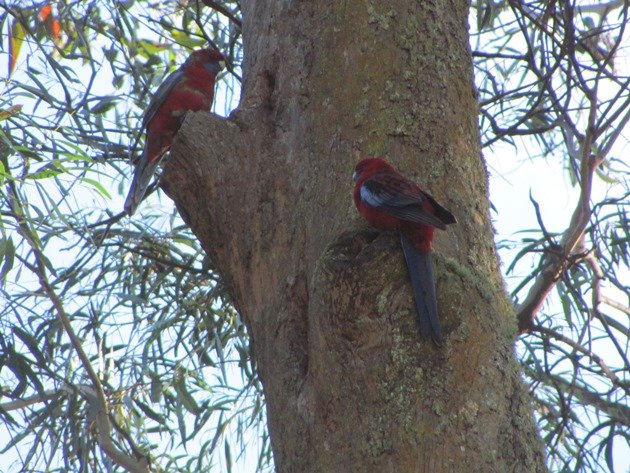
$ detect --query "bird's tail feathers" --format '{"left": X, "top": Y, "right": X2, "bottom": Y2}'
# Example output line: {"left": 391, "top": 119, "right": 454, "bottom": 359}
{"left": 124, "top": 155, "right": 160, "bottom": 216}
{"left": 400, "top": 234, "right": 443, "bottom": 345}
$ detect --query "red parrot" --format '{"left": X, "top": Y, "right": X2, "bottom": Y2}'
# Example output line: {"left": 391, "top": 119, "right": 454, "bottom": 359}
{"left": 353, "top": 157, "right": 456, "bottom": 344}
{"left": 124, "top": 47, "right": 225, "bottom": 215}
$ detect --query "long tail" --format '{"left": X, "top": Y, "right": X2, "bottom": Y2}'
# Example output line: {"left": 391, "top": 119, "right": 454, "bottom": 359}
{"left": 124, "top": 154, "right": 160, "bottom": 216}
{"left": 400, "top": 234, "right": 442, "bottom": 344}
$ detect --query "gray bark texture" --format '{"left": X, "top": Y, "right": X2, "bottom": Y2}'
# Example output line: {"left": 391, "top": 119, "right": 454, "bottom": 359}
{"left": 162, "top": 0, "right": 547, "bottom": 471}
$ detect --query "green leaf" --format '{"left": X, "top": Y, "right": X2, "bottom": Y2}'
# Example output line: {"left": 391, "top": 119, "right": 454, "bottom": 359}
{"left": 9, "top": 18, "right": 26, "bottom": 76}
{"left": 170, "top": 30, "right": 205, "bottom": 50}
{"left": 174, "top": 375, "right": 199, "bottom": 415}
{"left": 175, "top": 400, "right": 187, "bottom": 446}
{"left": 135, "top": 399, "right": 166, "bottom": 425}
{"left": 81, "top": 177, "right": 112, "bottom": 199}
{"left": 12, "top": 325, "right": 47, "bottom": 367}
{"left": 0, "top": 422, "right": 30, "bottom": 453}
{"left": 0, "top": 237, "right": 15, "bottom": 285}
{"left": 150, "top": 376, "right": 162, "bottom": 403}
{"left": 90, "top": 96, "right": 119, "bottom": 115}
{"left": 476, "top": 0, "right": 494, "bottom": 31}
{"left": 138, "top": 40, "right": 167, "bottom": 58}
{"left": 225, "top": 439, "right": 232, "bottom": 473}
{"left": 28, "top": 162, "right": 64, "bottom": 180}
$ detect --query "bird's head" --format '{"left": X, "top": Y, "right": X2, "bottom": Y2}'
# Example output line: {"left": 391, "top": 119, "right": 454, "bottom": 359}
{"left": 187, "top": 48, "right": 226, "bottom": 76}
{"left": 353, "top": 157, "right": 394, "bottom": 182}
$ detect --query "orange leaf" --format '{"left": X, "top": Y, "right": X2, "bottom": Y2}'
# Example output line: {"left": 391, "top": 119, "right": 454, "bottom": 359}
{"left": 39, "top": 4, "right": 61, "bottom": 40}
{"left": 0, "top": 105, "right": 23, "bottom": 121}
{"left": 39, "top": 4, "right": 52, "bottom": 20}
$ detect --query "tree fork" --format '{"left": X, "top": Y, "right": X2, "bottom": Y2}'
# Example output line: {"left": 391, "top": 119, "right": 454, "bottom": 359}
{"left": 162, "top": 0, "right": 546, "bottom": 471}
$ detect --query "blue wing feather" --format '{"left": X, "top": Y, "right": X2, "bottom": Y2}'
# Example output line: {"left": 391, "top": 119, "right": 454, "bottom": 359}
{"left": 361, "top": 178, "right": 449, "bottom": 229}
{"left": 142, "top": 68, "right": 185, "bottom": 129}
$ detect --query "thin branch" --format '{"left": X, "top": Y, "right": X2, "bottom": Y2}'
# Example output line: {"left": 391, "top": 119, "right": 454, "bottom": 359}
{"left": 517, "top": 85, "right": 604, "bottom": 332}
{"left": 582, "top": 244, "right": 603, "bottom": 320}
{"left": 577, "top": 0, "right": 626, "bottom": 16}
{"left": 0, "top": 389, "right": 67, "bottom": 412}
{"left": 200, "top": 0, "right": 242, "bottom": 28}
{"left": 524, "top": 365, "right": 630, "bottom": 425}
{"left": 601, "top": 295, "right": 630, "bottom": 316}
{"left": 530, "top": 326, "right": 628, "bottom": 393}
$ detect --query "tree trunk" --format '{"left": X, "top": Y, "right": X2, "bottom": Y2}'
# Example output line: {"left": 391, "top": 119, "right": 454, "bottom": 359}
{"left": 161, "top": 0, "right": 547, "bottom": 471}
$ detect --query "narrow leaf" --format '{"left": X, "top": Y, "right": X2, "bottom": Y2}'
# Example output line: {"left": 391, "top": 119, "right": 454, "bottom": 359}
{"left": 9, "top": 19, "right": 26, "bottom": 76}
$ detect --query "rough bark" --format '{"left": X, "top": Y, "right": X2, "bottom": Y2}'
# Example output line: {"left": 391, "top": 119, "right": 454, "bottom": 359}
{"left": 161, "top": 0, "right": 547, "bottom": 471}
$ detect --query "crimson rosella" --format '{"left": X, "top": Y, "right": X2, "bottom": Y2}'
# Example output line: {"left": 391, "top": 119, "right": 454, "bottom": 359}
{"left": 124, "top": 47, "right": 225, "bottom": 215}
{"left": 353, "top": 157, "right": 456, "bottom": 344}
